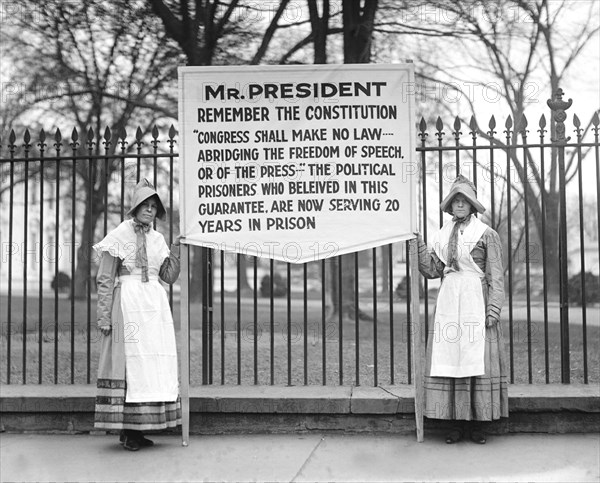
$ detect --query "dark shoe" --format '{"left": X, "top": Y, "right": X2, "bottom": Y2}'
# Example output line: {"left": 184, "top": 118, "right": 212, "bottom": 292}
{"left": 445, "top": 429, "right": 463, "bottom": 444}
{"left": 470, "top": 430, "right": 487, "bottom": 444}
{"left": 126, "top": 429, "right": 154, "bottom": 447}
{"left": 123, "top": 436, "right": 140, "bottom": 451}
{"left": 137, "top": 435, "right": 154, "bottom": 447}
{"left": 119, "top": 430, "right": 126, "bottom": 445}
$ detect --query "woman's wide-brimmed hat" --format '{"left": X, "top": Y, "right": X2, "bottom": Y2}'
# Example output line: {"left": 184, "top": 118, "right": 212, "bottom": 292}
{"left": 126, "top": 178, "right": 167, "bottom": 220}
{"left": 440, "top": 174, "right": 486, "bottom": 215}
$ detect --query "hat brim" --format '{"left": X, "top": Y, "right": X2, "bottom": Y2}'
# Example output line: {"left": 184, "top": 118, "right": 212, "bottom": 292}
{"left": 440, "top": 185, "right": 486, "bottom": 215}
{"left": 127, "top": 189, "right": 167, "bottom": 220}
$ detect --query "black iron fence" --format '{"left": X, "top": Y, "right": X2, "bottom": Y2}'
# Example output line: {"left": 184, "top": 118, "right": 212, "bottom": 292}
{"left": 1, "top": 97, "right": 599, "bottom": 386}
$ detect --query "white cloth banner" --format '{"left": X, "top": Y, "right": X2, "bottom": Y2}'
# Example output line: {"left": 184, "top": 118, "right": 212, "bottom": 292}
{"left": 178, "top": 64, "right": 417, "bottom": 263}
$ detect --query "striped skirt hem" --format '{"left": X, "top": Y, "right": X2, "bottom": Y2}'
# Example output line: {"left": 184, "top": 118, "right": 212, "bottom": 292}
{"left": 95, "top": 378, "right": 181, "bottom": 431}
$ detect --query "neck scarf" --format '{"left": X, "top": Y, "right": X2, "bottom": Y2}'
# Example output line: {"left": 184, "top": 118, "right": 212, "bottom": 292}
{"left": 133, "top": 220, "right": 150, "bottom": 282}
{"left": 446, "top": 214, "right": 472, "bottom": 271}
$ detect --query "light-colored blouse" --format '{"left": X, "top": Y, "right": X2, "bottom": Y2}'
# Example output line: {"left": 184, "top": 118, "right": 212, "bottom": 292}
{"left": 417, "top": 227, "right": 505, "bottom": 321}
{"left": 96, "top": 239, "right": 180, "bottom": 329}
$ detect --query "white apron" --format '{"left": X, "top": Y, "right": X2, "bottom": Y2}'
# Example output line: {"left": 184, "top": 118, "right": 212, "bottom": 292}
{"left": 94, "top": 220, "right": 178, "bottom": 403}
{"left": 119, "top": 274, "right": 179, "bottom": 403}
{"left": 430, "top": 217, "right": 488, "bottom": 377}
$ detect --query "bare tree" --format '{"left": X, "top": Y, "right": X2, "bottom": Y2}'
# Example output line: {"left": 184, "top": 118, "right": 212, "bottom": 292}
{"left": 374, "top": 0, "right": 599, "bottom": 295}
{"left": 325, "top": 0, "right": 380, "bottom": 322}
{"left": 1, "top": 0, "right": 185, "bottom": 298}
{"left": 147, "top": 0, "right": 296, "bottom": 295}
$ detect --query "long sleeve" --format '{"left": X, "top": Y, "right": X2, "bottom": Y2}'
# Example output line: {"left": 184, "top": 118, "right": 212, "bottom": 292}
{"left": 96, "top": 252, "right": 119, "bottom": 328}
{"left": 159, "top": 244, "right": 181, "bottom": 284}
{"left": 484, "top": 229, "right": 505, "bottom": 320}
{"left": 416, "top": 236, "right": 445, "bottom": 279}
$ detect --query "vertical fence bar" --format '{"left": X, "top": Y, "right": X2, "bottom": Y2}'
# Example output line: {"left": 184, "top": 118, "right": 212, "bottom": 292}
{"left": 86, "top": 129, "right": 95, "bottom": 384}
{"left": 70, "top": 131, "right": 78, "bottom": 384}
{"left": 488, "top": 117, "right": 497, "bottom": 228}
{"left": 151, "top": 126, "right": 159, "bottom": 188}
{"left": 220, "top": 251, "right": 225, "bottom": 384}
{"left": 151, "top": 129, "right": 159, "bottom": 231}
{"left": 119, "top": 129, "right": 126, "bottom": 222}
{"left": 436, "top": 118, "right": 445, "bottom": 228}
{"left": 208, "top": 249, "right": 214, "bottom": 384}
{"left": 388, "top": 244, "right": 395, "bottom": 385}
{"left": 303, "top": 263, "right": 308, "bottom": 386}
{"left": 102, "top": 128, "right": 110, "bottom": 237}
{"left": 287, "top": 262, "right": 292, "bottom": 386}
{"left": 321, "top": 259, "right": 327, "bottom": 385}
{"left": 406, "top": 241, "right": 412, "bottom": 384}
{"left": 504, "top": 117, "right": 514, "bottom": 383}
{"left": 338, "top": 256, "right": 343, "bottom": 385}
{"left": 269, "top": 259, "right": 275, "bottom": 385}
{"left": 592, "top": 112, "right": 600, "bottom": 385}
{"left": 253, "top": 256, "right": 258, "bottom": 385}
{"left": 573, "top": 116, "right": 588, "bottom": 383}
{"left": 135, "top": 128, "right": 142, "bottom": 182}
{"left": 6, "top": 131, "right": 16, "bottom": 384}
{"left": 354, "top": 252, "right": 360, "bottom": 386}
{"left": 201, "top": 247, "right": 209, "bottom": 384}
{"left": 54, "top": 130, "right": 62, "bottom": 384}
{"left": 168, "top": 127, "right": 176, "bottom": 307}
{"left": 22, "top": 131, "right": 30, "bottom": 383}
{"left": 453, "top": 117, "right": 461, "bottom": 175}
{"left": 548, "top": 89, "right": 571, "bottom": 383}
{"left": 236, "top": 255, "right": 241, "bottom": 384}
{"left": 538, "top": 116, "right": 550, "bottom": 383}
{"left": 520, "top": 117, "right": 533, "bottom": 384}
{"left": 38, "top": 131, "right": 47, "bottom": 384}
{"left": 470, "top": 117, "right": 478, "bottom": 187}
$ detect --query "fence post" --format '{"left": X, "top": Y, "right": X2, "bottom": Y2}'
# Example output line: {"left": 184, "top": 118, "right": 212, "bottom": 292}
{"left": 181, "top": 244, "right": 190, "bottom": 446}
{"left": 547, "top": 88, "right": 572, "bottom": 383}
{"left": 409, "top": 238, "right": 424, "bottom": 442}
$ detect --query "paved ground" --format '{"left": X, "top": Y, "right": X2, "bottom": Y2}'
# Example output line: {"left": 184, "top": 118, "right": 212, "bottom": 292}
{"left": 1, "top": 432, "right": 598, "bottom": 482}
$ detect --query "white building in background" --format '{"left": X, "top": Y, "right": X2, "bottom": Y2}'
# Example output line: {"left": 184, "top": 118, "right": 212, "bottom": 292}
{"left": 0, "top": 176, "right": 75, "bottom": 295}
{"left": 569, "top": 244, "right": 600, "bottom": 277}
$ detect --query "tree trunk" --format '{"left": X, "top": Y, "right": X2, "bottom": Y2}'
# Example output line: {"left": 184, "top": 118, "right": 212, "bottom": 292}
{"left": 73, "top": 189, "right": 102, "bottom": 299}
{"left": 342, "top": 0, "right": 378, "bottom": 64}
{"left": 308, "top": 0, "right": 329, "bottom": 64}
{"left": 328, "top": 0, "right": 379, "bottom": 321}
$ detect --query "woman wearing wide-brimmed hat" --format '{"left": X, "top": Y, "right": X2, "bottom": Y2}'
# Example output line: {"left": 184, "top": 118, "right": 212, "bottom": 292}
{"left": 415, "top": 174, "right": 508, "bottom": 444}
{"left": 93, "top": 178, "right": 182, "bottom": 451}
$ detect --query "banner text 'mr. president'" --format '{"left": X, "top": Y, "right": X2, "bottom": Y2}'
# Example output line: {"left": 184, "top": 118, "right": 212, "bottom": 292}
{"left": 204, "top": 81, "right": 388, "bottom": 101}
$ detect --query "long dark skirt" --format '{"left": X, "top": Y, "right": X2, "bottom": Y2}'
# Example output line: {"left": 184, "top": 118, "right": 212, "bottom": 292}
{"left": 424, "top": 316, "right": 509, "bottom": 421}
{"left": 94, "top": 286, "right": 181, "bottom": 431}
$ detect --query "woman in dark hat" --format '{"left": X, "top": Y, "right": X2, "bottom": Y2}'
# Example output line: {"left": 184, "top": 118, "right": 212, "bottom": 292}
{"left": 93, "top": 178, "right": 182, "bottom": 451}
{"left": 415, "top": 174, "right": 507, "bottom": 444}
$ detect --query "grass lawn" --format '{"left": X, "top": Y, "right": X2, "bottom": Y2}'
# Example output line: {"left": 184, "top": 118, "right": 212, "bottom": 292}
{"left": 1, "top": 294, "right": 598, "bottom": 386}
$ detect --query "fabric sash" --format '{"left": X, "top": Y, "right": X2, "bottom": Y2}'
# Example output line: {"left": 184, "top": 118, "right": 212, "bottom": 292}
{"left": 446, "top": 214, "right": 472, "bottom": 271}
{"left": 134, "top": 221, "right": 150, "bottom": 283}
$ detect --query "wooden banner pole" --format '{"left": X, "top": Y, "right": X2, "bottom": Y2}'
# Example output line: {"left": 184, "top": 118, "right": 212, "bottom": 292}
{"left": 180, "top": 243, "right": 190, "bottom": 446}
{"left": 410, "top": 238, "right": 425, "bottom": 442}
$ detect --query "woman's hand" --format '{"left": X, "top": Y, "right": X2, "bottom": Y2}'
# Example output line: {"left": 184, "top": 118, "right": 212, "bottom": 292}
{"left": 485, "top": 316, "right": 498, "bottom": 328}
{"left": 99, "top": 325, "right": 112, "bottom": 336}
{"left": 173, "top": 235, "right": 184, "bottom": 247}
